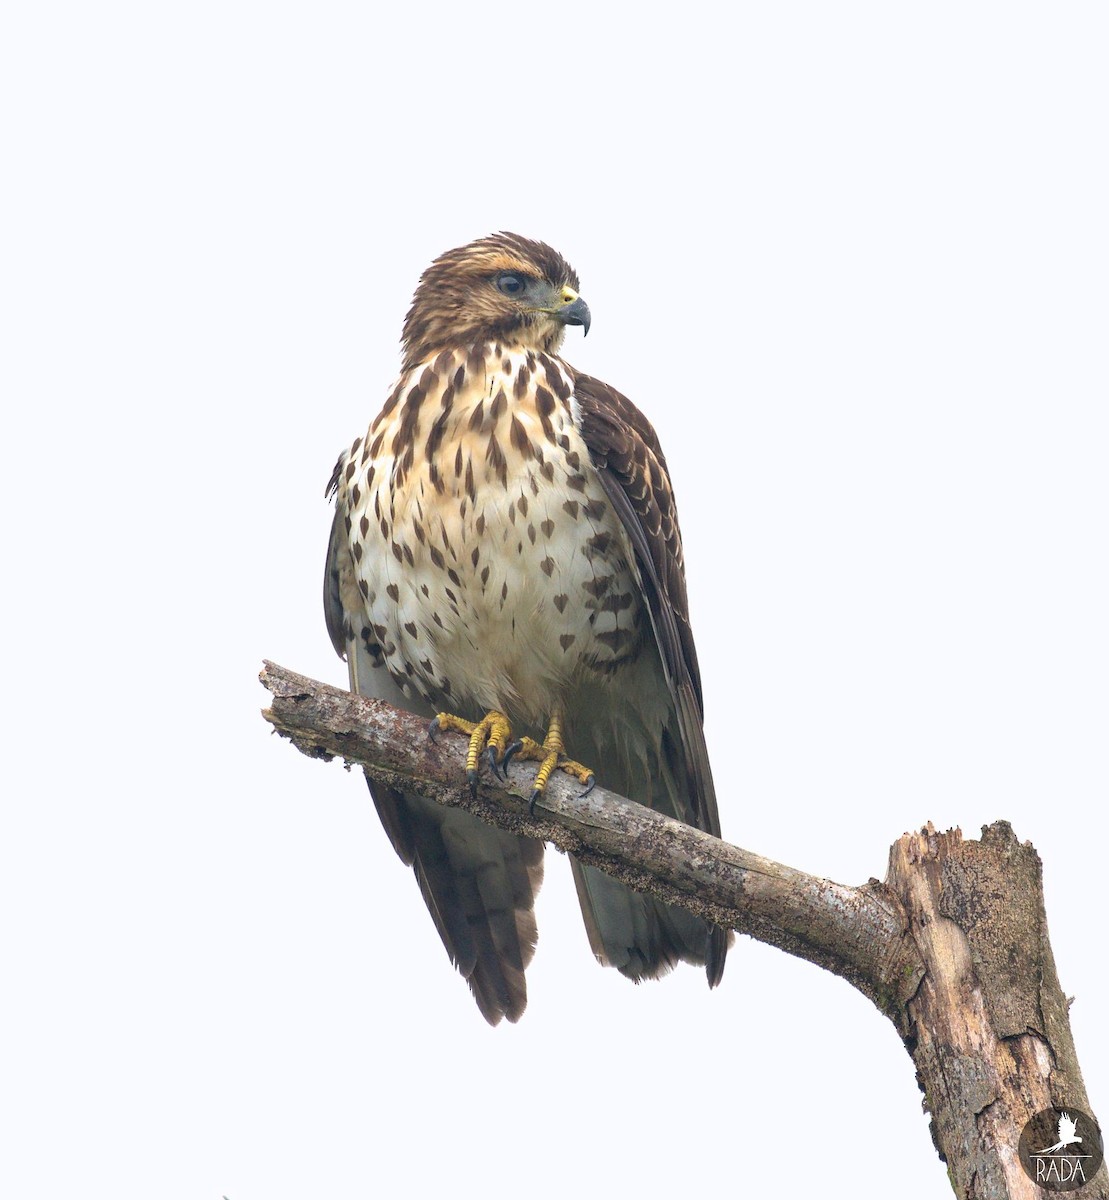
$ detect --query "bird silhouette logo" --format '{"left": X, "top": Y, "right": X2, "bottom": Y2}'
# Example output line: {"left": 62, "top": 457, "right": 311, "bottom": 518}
{"left": 1019, "top": 1107, "right": 1104, "bottom": 1191}
{"left": 1037, "top": 1113, "right": 1082, "bottom": 1155}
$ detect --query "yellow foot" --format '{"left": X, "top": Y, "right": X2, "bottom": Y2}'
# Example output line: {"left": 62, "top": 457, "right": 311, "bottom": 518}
{"left": 502, "top": 715, "right": 596, "bottom": 813}
{"left": 429, "top": 709, "right": 514, "bottom": 795}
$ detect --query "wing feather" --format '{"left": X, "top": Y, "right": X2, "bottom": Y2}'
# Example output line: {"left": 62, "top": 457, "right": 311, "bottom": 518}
{"left": 574, "top": 374, "right": 729, "bottom": 985}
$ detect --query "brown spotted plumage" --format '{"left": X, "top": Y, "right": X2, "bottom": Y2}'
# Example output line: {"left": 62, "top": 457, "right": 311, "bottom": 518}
{"left": 324, "top": 233, "right": 728, "bottom": 1023}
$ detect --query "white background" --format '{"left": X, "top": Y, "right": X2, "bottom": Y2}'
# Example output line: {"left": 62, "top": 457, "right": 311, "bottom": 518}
{"left": 3, "top": 3, "right": 1106, "bottom": 1197}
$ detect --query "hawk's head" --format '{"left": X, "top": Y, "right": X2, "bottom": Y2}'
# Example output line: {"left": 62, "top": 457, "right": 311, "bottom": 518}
{"left": 401, "top": 232, "right": 590, "bottom": 368}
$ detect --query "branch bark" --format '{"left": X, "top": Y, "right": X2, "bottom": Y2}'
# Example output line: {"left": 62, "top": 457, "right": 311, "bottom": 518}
{"left": 260, "top": 660, "right": 1104, "bottom": 1199}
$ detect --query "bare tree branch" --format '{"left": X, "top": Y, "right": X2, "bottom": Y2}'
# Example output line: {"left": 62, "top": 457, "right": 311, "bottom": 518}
{"left": 260, "top": 660, "right": 1105, "bottom": 1199}
{"left": 260, "top": 660, "right": 920, "bottom": 1016}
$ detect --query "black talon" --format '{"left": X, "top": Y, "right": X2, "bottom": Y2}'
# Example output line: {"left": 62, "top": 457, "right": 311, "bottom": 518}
{"left": 485, "top": 745, "right": 504, "bottom": 780}
{"left": 427, "top": 717, "right": 441, "bottom": 742}
{"left": 528, "top": 788, "right": 541, "bottom": 816}
{"left": 501, "top": 739, "right": 524, "bottom": 774}
{"left": 578, "top": 774, "right": 596, "bottom": 799}
{"left": 467, "top": 769, "right": 479, "bottom": 798}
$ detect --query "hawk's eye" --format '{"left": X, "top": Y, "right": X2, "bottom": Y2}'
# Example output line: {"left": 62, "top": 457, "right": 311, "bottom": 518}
{"left": 495, "top": 272, "right": 526, "bottom": 297}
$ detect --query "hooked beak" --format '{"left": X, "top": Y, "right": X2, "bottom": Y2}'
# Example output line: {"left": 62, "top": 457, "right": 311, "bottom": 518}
{"left": 554, "top": 286, "right": 591, "bottom": 336}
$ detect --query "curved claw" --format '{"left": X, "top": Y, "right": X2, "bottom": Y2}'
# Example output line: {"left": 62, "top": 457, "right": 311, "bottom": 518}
{"left": 578, "top": 774, "right": 596, "bottom": 798}
{"left": 528, "top": 788, "right": 542, "bottom": 817}
{"left": 485, "top": 745, "right": 504, "bottom": 780}
{"left": 427, "top": 717, "right": 441, "bottom": 742}
{"left": 467, "top": 768, "right": 479, "bottom": 798}
{"left": 501, "top": 739, "right": 524, "bottom": 774}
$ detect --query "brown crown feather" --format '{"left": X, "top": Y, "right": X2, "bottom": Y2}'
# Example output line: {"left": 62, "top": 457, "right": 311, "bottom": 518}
{"left": 401, "top": 232, "right": 581, "bottom": 369}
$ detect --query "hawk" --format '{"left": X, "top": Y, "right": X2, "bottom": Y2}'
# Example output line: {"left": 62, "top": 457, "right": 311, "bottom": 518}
{"left": 325, "top": 233, "right": 728, "bottom": 1023}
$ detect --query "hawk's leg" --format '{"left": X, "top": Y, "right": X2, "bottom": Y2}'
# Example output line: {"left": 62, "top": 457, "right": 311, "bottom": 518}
{"left": 429, "top": 710, "right": 515, "bottom": 795}
{"left": 503, "top": 714, "right": 596, "bottom": 814}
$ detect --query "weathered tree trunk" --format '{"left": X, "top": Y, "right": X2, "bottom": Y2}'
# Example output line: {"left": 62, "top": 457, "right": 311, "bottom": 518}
{"left": 886, "top": 826, "right": 1102, "bottom": 1197}
{"left": 260, "top": 661, "right": 1105, "bottom": 1198}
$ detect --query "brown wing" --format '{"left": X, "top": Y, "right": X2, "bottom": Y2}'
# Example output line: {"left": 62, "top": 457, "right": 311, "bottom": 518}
{"left": 574, "top": 373, "right": 728, "bottom": 984}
